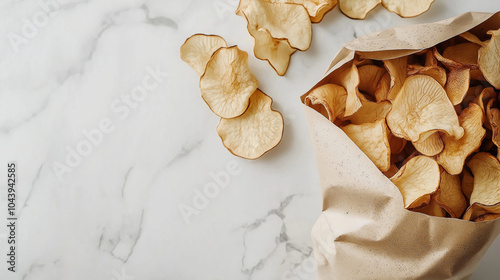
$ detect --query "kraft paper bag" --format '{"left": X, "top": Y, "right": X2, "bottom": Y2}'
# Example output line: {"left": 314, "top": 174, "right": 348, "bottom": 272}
{"left": 303, "top": 12, "right": 500, "bottom": 280}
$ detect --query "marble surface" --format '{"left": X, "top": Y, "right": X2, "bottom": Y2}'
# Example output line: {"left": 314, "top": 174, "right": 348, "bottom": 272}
{"left": 0, "top": 0, "right": 499, "bottom": 279}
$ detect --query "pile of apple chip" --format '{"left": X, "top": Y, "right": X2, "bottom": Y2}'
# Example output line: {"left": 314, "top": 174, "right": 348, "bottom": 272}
{"left": 304, "top": 28, "right": 500, "bottom": 222}
{"left": 181, "top": 34, "right": 284, "bottom": 159}
{"left": 236, "top": 0, "right": 435, "bottom": 76}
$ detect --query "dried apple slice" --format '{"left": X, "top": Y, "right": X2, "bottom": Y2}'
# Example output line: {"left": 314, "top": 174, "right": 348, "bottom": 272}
{"left": 217, "top": 89, "right": 283, "bottom": 159}
{"left": 341, "top": 119, "right": 391, "bottom": 172}
{"left": 474, "top": 213, "right": 500, "bottom": 222}
{"left": 464, "top": 203, "right": 500, "bottom": 221}
{"left": 200, "top": 46, "right": 258, "bottom": 118}
{"left": 381, "top": 0, "right": 434, "bottom": 18}
{"left": 472, "top": 87, "right": 496, "bottom": 113}
{"left": 478, "top": 28, "right": 500, "bottom": 89}
{"left": 331, "top": 63, "right": 362, "bottom": 116}
{"left": 435, "top": 170, "right": 467, "bottom": 218}
{"left": 386, "top": 75, "right": 464, "bottom": 143}
{"left": 300, "top": 0, "right": 338, "bottom": 23}
{"left": 344, "top": 96, "right": 391, "bottom": 125}
{"left": 245, "top": 22, "right": 296, "bottom": 76}
{"left": 338, "top": 0, "right": 381, "bottom": 20}
{"left": 487, "top": 104, "right": 500, "bottom": 148}
{"left": 358, "top": 65, "right": 387, "bottom": 97}
{"left": 389, "top": 135, "right": 407, "bottom": 155}
{"left": 180, "top": 34, "right": 228, "bottom": 76}
{"left": 436, "top": 103, "right": 486, "bottom": 175}
{"left": 462, "top": 169, "right": 474, "bottom": 201}
{"left": 374, "top": 72, "right": 391, "bottom": 102}
{"left": 384, "top": 56, "right": 408, "bottom": 100}
{"left": 463, "top": 153, "right": 500, "bottom": 220}
{"left": 407, "top": 65, "right": 447, "bottom": 87}
{"left": 412, "top": 132, "right": 443, "bottom": 156}
{"left": 443, "top": 43, "right": 481, "bottom": 65}
{"left": 242, "top": 0, "right": 312, "bottom": 51}
{"left": 412, "top": 196, "right": 447, "bottom": 218}
{"left": 459, "top": 32, "right": 486, "bottom": 47}
{"left": 305, "top": 84, "right": 347, "bottom": 122}
{"left": 390, "top": 156, "right": 440, "bottom": 209}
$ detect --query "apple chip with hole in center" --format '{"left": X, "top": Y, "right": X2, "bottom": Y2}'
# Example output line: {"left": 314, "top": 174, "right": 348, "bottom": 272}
{"left": 217, "top": 89, "right": 284, "bottom": 159}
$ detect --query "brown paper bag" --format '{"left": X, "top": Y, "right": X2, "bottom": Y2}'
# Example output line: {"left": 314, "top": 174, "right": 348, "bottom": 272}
{"left": 303, "top": 12, "right": 500, "bottom": 280}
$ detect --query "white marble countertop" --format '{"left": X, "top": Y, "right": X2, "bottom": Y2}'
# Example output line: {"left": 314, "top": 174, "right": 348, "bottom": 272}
{"left": 0, "top": 0, "right": 499, "bottom": 279}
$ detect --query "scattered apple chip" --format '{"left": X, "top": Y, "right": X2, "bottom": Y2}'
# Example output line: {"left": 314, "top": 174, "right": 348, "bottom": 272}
{"left": 436, "top": 103, "right": 486, "bottom": 175}
{"left": 412, "top": 132, "right": 443, "bottom": 156}
{"left": 331, "top": 63, "right": 362, "bottom": 116}
{"left": 338, "top": 0, "right": 381, "bottom": 20}
{"left": 387, "top": 75, "right": 464, "bottom": 143}
{"left": 217, "top": 89, "right": 284, "bottom": 159}
{"left": 384, "top": 56, "right": 408, "bottom": 100}
{"left": 435, "top": 170, "right": 467, "bottom": 218}
{"left": 180, "top": 34, "right": 228, "bottom": 76}
{"left": 245, "top": 22, "right": 296, "bottom": 76}
{"left": 381, "top": 0, "right": 435, "bottom": 18}
{"left": 341, "top": 119, "right": 391, "bottom": 172}
{"left": 200, "top": 46, "right": 258, "bottom": 118}
{"left": 305, "top": 84, "right": 347, "bottom": 122}
{"left": 478, "top": 28, "right": 500, "bottom": 89}
{"left": 242, "top": 0, "right": 312, "bottom": 51}
{"left": 390, "top": 156, "right": 440, "bottom": 209}
{"left": 300, "top": 0, "right": 338, "bottom": 23}
{"left": 407, "top": 65, "right": 447, "bottom": 87}
{"left": 344, "top": 96, "right": 391, "bottom": 125}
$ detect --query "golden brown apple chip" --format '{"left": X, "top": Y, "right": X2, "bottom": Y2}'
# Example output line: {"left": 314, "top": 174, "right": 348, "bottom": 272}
{"left": 412, "top": 196, "right": 447, "bottom": 218}
{"left": 436, "top": 103, "right": 486, "bottom": 175}
{"left": 374, "top": 72, "right": 391, "bottom": 102}
{"left": 390, "top": 156, "right": 440, "bottom": 209}
{"left": 217, "top": 89, "right": 284, "bottom": 159}
{"left": 464, "top": 202, "right": 500, "bottom": 221}
{"left": 461, "top": 169, "right": 474, "bottom": 201}
{"left": 180, "top": 34, "right": 228, "bottom": 76}
{"left": 358, "top": 65, "right": 387, "bottom": 97}
{"left": 407, "top": 65, "right": 447, "bottom": 87}
{"left": 344, "top": 96, "right": 392, "bottom": 125}
{"left": 331, "top": 63, "right": 363, "bottom": 116}
{"left": 478, "top": 28, "right": 500, "bottom": 89}
{"left": 381, "top": 0, "right": 434, "bottom": 18}
{"left": 412, "top": 132, "right": 443, "bottom": 157}
{"left": 467, "top": 152, "right": 500, "bottom": 206}
{"left": 474, "top": 213, "right": 500, "bottom": 222}
{"left": 384, "top": 56, "right": 408, "bottom": 100}
{"left": 459, "top": 32, "right": 487, "bottom": 47}
{"left": 341, "top": 119, "right": 391, "bottom": 172}
{"left": 435, "top": 170, "right": 467, "bottom": 218}
{"left": 200, "top": 47, "right": 258, "bottom": 118}
{"left": 387, "top": 75, "right": 464, "bottom": 143}
{"left": 305, "top": 84, "right": 347, "bottom": 122}
{"left": 443, "top": 43, "right": 481, "bottom": 65}
{"left": 338, "top": 0, "right": 381, "bottom": 19}
{"left": 389, "top": 135, "right": 407, "bottom": 155}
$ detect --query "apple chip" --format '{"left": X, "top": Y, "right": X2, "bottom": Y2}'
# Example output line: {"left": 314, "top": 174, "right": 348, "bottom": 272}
{"left": 389, "top": 135, "right": 407, "bottom": 155}
{"left": 407, "top": 65, "right": 447, "bottom": 87}
{"left": 488, "top": 105, "right": 500, "bottom": 148}
{"left": 344, "top": 96, "right": 391, "bottom": 125}
{"left": 435, "top": 170, "right": 467, "bottom": 218}
{"left": 390, "top": 156, "right": 440, "bottom": 209}
{"left": 462, "top": 169, "right": 474, "bottom": 201}
{"left": 217, "top": 89, "right": 283, "bottom": 159}
{"left": 331, "top": 63, "right": 362, "bottom": 116}
{"left": 443, "top": 43, "right": 481, "bottom": 65}
{"left": 436, "top": 103, "right": 486, "bottom": 175}
{"left": 464, "top": 202, "right": 500, "bottom": 221}
{"left": 381, "top": 0, "right": 434, "bottom": 18}
{"left": 478, "top": 28, "right": 500, "bottom": 89}
{"left": 474, "top": 213, "right": 500, "bottom": 222}
{"left": 384, "top": 56, "right": 408, "bottom": 100}
{"left": 341, "top": 119, "right": 391, "bottom": 172}
{"left": 467, "top": 153, "right": 500, "bottom": 206}
{"left": 358, "top": 65, "right": 387, "bottom": 97}
{"left": 245, "top": 23, "right": 296, "bottom": 76}
{"left": 413, "top": 197, "right": 447, "bottom": 218}
{"left": 300, "top": 0, "right": 338, "bottom": 23}
{"left": 305, "top": 84, "right": 347, "bottom": 122}
{"left": 459, "top": 32, "right": 486, "bottom": 47}
{"left": 425, "top": 49, "right": 438, "bottom": 67}
{"left": 338, "top": 0, "right": 381, "bottom": 20}
{"left": 200, "top": 46, "right": 258, "bottom": 118}
{"left": 242, "top": 0, "right": 312, "bottom": 51}
{"left": 180, "top": 34, "right": 228, "bottom": 76}
{"left": 472, "top": 87, "right": 496, "bottom": 113}
{"left": 413, "top": 132, "right": 443, "bottom": 156}
{"left": 386, "top": 75, "right": 464, "bottom": 143}
{"left": 374, "top": 72, "right": 391, "bottom": 102}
